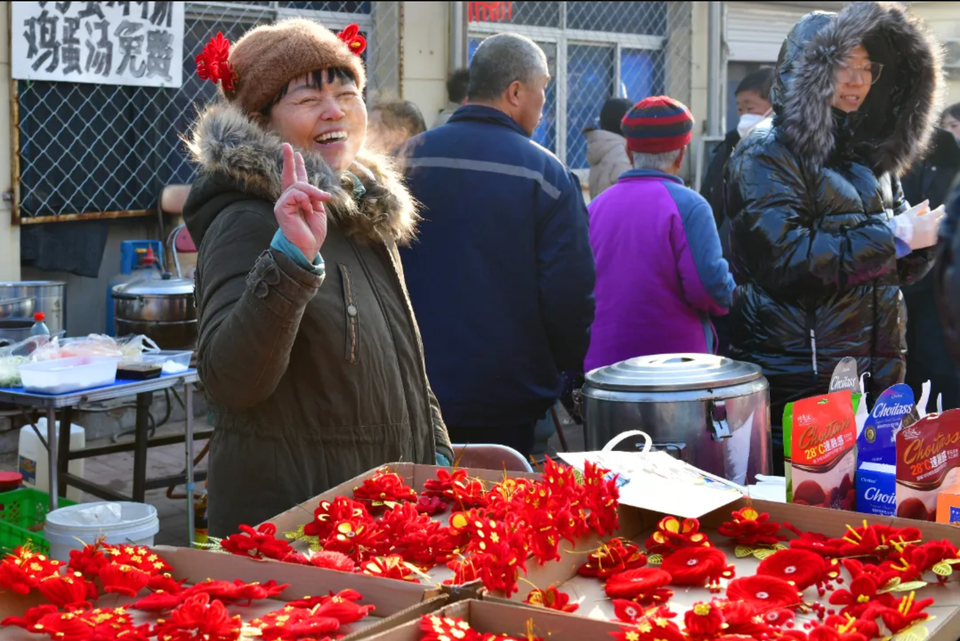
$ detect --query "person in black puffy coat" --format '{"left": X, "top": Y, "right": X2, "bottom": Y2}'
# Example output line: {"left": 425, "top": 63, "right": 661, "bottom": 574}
{"left": 726, "top": 2, "right": 944, "bottom": 473}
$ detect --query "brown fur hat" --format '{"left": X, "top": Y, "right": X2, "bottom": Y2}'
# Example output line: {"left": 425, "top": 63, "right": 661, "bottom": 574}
{"left": 224, "top": 18, "right": 366, "bottom": 115}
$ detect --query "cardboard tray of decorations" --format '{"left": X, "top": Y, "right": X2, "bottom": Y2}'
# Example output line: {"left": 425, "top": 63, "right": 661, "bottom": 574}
{"left": 260, "top": 462, "right": 614, "bottom": 593}
{"left": 476, "top": 446, "right": 960, "bottom": 641}
{"left": 0, "top": 542, "right": 446, "bottom": 641}
{"left": 363, "top": 598, "right": 627, "bottom": 641}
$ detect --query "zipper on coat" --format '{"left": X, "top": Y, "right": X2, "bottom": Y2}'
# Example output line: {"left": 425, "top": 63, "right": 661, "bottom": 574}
{"left": 339, "top": 264, "right": 359, "bottom": 364}
{"left": 807, "top": 308, "right": 818, "bottom": 382}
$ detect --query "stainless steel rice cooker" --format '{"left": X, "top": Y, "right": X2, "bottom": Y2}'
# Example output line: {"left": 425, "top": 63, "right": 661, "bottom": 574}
{"left": 580, "top": 354, "right": 771, "bottom": 485}
{"left": 112, "top": 274, "right": 197, "bottom": 350}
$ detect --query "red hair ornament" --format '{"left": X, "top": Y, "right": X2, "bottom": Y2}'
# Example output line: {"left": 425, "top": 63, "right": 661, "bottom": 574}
{"left": 337, "top": 24, "right": 367, "bottom": 56}
{"left": 659, "top": 546, "right": 733, "bottom": 591}
{"left": 719, "top": 507, "right": 787, "bottom": 553}
{"left": 757, "top": 548, "right": 841, "bottom": 595}
{"left": 154, "top": 593, "right": 243, "bottom": 641}
{"left": 524, "top": 587, "right": 579, "bottom": 613}
{"left": 578, "top": 538, "right": 647, "bottom": 579}
{"left": 36, "top": 573, "right": 96, "bottom": 610}
{"left": 725, "top": 575, "right": 803, "bottom": 611}
{"left": 645, "top": 516, "right": 711, "bottom": 559}
{"left": 195, "top": 32, "right": 236, "bottom": 92}
{"left": 604, "top": 568, "right": 674, "bottom": 604}
{"left": 353, "top": 468, "right": 418, "bottom": 508}
{"left": 683, "top": 601, "right": 726, "bottom": 638}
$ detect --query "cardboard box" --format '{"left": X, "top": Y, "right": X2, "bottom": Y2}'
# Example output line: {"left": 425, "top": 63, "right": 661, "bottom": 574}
{"left": 361, "top": 599, "right": 626, "bottom": 641}
{"left": 937, "top": 483, "right": 960, "bottom": 525}
{"left": 857, "top": 461, "right": 897, "bottom": 516}
{"left": 264, "top": 463, "right": 607, "bottom": 591}
{"left": 481, "top": 498, "right": 960, "bottom": 641}
{"left": 0, "top": 545, "right": 446, "bottom": 641}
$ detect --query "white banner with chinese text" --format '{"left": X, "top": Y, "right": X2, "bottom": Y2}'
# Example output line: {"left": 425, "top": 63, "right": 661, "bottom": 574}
{"left": 12, "top": 1, "right": 185, "bottom": 88}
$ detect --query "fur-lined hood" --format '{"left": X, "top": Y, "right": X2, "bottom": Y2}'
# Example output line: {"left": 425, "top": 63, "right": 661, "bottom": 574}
{"left": 183, "top": 102, "right": 418, "bottom": 246}
{"left": 773, "top": 1, "right": 943, "bottom": 175}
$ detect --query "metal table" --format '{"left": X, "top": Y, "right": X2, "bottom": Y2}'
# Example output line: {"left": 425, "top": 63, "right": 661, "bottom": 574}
{"left": 0, "top": 371, "right": 207, "bottom": 545}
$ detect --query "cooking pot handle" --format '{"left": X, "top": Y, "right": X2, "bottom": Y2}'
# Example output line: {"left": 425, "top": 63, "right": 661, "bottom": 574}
{"left": 602, "top": 430, "right": 652, "bottom": 453}
{"left": 709, "top": 400, "right": 731, "bottom": 441}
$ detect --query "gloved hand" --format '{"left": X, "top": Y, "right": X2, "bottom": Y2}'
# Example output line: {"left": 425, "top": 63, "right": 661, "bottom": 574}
{"left": 891, "top": 200, "right": 947, "bottom": 250}
{"left": 436, "top": 453, "right": 451, "bottom": 467}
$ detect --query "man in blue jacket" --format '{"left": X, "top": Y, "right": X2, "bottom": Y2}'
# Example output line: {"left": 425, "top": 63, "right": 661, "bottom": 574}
{"left": 399, "top": 33, "right": 596, "bottom": 458}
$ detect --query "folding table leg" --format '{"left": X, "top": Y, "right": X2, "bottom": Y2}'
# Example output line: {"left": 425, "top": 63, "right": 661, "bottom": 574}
{"left": 132, "top": 393, "right": 152, "bottom": 502}
{"left": 47, "top": 408, "right": 58, "bottom": 512}
{"left": 185, "top": 384, "right": 195, "bottom": 547}
{"left": 57, "top": 406, "right": 73, "bottom": 499}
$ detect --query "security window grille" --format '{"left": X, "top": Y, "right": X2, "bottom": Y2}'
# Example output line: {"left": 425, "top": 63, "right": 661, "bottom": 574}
{"left": 15, "top": 0, "right": 401, "bottom": 220}
{"left": 468, "top": 1, "right": 692, "bottom": 172}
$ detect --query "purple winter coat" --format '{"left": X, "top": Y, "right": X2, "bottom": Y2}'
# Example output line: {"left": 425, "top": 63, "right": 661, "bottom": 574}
{"left": 584, "top": 169, "right": 736, "bottom": 372}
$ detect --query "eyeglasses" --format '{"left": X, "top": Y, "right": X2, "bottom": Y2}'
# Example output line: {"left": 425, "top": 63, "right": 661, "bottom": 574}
{"left": 836, "top": 61, "right": 884, "bottom": 85}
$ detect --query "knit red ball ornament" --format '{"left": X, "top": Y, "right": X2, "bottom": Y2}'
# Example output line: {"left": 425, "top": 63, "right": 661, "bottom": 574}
{"left": 757, "top": 548, "right": 840, "bottom": 594}
{"left": 726, "top": 575, "right": 803, "bottom": 611}
{"left": 660, "top": 546, "right": 733, "bottom": 591}
{"left": 604, "top": 568, "right": 674, "bottom": 604}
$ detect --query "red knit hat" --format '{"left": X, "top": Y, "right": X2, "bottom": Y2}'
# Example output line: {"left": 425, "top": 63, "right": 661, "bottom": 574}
{"left": 621, "top": 96, "right": 695, "bottom": 154}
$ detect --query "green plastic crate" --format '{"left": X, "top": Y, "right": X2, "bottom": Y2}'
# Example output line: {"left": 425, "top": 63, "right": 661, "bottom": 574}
{"left": 0, "top": 488, "right": 76, "bottom": 555}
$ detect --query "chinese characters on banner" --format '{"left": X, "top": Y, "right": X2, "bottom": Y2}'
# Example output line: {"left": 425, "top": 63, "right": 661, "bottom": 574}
{"left": 12, "top": 2, "right": 185, "bottom": 88}
{"left": 468, "top": 2, "right": 513, "bottom": 22}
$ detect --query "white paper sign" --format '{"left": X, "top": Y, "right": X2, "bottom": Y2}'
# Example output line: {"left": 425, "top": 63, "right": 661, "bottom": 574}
{"left": 13, "top": 1, "right": 185, "bottom": 88}
{"left": 559, "top": 450, "right": 746, "bottom": 519}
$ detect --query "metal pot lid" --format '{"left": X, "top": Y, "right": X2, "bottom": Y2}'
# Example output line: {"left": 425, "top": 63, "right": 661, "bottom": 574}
{"left": 113, "top": 274, "right": 194, "bottom": 297}
{"left": 585, "top": 353, "right": 763, "bottom": 392}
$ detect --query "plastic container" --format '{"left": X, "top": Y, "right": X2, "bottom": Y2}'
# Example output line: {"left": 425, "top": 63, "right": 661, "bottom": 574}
{"left": 19, "top": 419, "right": 86, "bottom": 502}
{"left": 0, "top": 472, "right": 22, "bottom": 492}
{"left": 30, "top": 312, "right": 49, "bottom": 337}
{"left": 142, "top": 350, "right": 192, "bottom": 375}
{"left": 0, "top": 488, "right": 76, "bottom": 554}
{"left": 18, "top": 356, "right": 120, "bottom": 395}
{"left": 44, "top": 501, "right": 159, "bottom": 562}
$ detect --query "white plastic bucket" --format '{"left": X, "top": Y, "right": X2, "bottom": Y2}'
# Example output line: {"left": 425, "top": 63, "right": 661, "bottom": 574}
{"left": 44, "top": 501, "right": 159, "bottom": 562}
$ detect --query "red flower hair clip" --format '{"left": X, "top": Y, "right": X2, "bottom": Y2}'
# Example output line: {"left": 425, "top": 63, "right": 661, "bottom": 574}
{"left": 353, "top": 468, "right": 418, "bottom": 508}
{"left": 719, "top": 507, "right": 786, "bottom": 549}
{"left": 302, "top": 496, "right": 372, "bottom": 538}
{"left": 36, "top": 573, "right": 96, "bottom": 610}
{"left": 524, "top": 587, "right": 579, "bottom": 613}
{"left": 196, "top": 32, "right": 236, "bottom": 92}
{"left": 604, "top": 567, "right": 674, "bottom": 604}
{"left": 725, "top": 575, "right": 803, "bottom": 611}
{"left": 757, "top": 548, "right": 841, "bottom": 595}
{"left": 337, "top": 24, "right": 367, "bottom": 56}
{"left": 98, "top": 563, "right": 150, "bottom": 598}
{"left": 660, "top": 546, "right": 733, "bottom": 592}
{"left": 220, "top": 523, "right": 293, "bottom": 561}
{"left": 154, "top": 593, "right": 242, "bottom": 641}
{"left": 684, "top": 601, "right": 726, "bottom": 638}
{"left": 578, "top": 538, "right": 647, "bottom": 579}
{"left": 645, "top": 516, "right": 711, "bottom": 559}
{"left": 361, "top": 555, "right": 421, "bottom": 583}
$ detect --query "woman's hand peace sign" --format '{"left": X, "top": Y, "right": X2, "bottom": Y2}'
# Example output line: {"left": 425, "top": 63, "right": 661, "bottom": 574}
{"left": 274, "top": 142, "right": 331, "bottom": 260}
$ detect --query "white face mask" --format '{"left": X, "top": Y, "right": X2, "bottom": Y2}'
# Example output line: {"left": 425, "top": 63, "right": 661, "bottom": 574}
{"left": 737, "top": 112, "right": 768, "bottom": 138}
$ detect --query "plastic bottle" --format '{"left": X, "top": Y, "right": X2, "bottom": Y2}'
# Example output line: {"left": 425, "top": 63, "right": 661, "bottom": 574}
{"left": 30, "top": 312, "right": 50, "bottom": 337}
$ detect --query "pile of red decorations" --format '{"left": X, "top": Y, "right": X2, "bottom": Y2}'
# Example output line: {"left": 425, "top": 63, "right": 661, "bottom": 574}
{"left": 595, "top": 509, "right": 952, "bottom": 641}
{"left": 0, "top": 541, "right": 376, "bottom": 641}
{"left": 214, "top": 460, "right": 620, "bottom": 597}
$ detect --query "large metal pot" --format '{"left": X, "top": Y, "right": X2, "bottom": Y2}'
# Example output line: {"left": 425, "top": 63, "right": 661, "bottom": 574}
{"left": 0, "top": 282, "right": 65, "bottom": 333}
{"left": 581, "top": 354, "right": 771, "bottom": 485}
{"left": 112, "top": 274, "right": 196, "bottom": 350}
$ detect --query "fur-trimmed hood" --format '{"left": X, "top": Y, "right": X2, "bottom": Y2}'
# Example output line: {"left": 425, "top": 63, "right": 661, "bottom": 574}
{"left": 773, "top": 1, "right": 943, "bottom": 175}
{"left": 183, "top": 102, "right": 418, "bottom": 247}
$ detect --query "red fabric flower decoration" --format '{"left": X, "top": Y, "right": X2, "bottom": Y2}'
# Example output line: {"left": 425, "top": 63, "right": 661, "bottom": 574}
{"left": 353, "top": 469, "right": 418, "bottom": 507}
{"left": 0, "top": 558, "right": 38, "bottom": 595}
{"left": 337, "top": 24, "right": 367, "bottom": 57}
{"left": 604, "top": 568, "right": 674, "bottom": 604}
{"left": 784, "top": 523, "right": 848, "bottom": 559}
{"left": 420, "top": 615, "right": 482, "bottom": 641}
{"left": 874, "top": 591, "right": 933, "bottom": 634}
{"left": 155, "top": 593, "right": 242, "bottom": 641}
{"left": 37, "top": 573, "right": 96, "bottom": 610}
{"left": 718, "top": 507, "right": 786, "bottom": 547}
{"left": 524, "top": 587, "right": 579, "bottom": 613}
{"left": 416, "top": 495, "right": 447, "bottom": 515}
{"left": 827, "top": 575, "right": 895, "bottom": 619}
{"left": 660, "top": 546, "right": 733, "bottom": 590}
{"left": 581, "top": 459, "right": 620, "bottom": 536}
{"left": 443, "top": 557, "right": 481, "bottom": 585}
{"left": 645, "top": 516, "right": 711, "bottom": 557}
{"left": 195, "top": 32, "right": 236, "bottom": 92}
{"left": 715, "top": 600, "right": 775, "bottom": 639}
{"left": 423, "top": 468, "right": 469, "bottom": 499}
{"left": 836, "top": 523, "right": 922, "bottom": 562}
{"left": 303, "top": 496, "right": 372, "bottom": 538}
{"left": 612, "top": 599, "right": 644, "bottom": 623}
{"left": 684, "top": 601, "right": 726, "bottom": 638}
{"left": 361, "top": 555, "right": 420, "bottom": 583}
{"left": 220, "top": 523, "right": 293, "bottom": 561}
{"left": 726, "top": 575, "right": 802, "bottom": 611}
{"left": 250, "top": 607, "right": 340, "bottom": 641}
{"left": 303, "top": 550, "right": 358, "bottom": 573}
{"left": 313, "top": 593, "right": 376, "bottom": 624}
{"left": 98, "top": 564, "right": 150, "bottom": 598}
{"left": 757, "top": 548, "right": 839, "bottom": 594}
{"left": 68, "top": 543, "right": 110, "bottom": 579}
{"left": 611, "top": 614, "right": 686, "bottom": 641}
{"left": 578, "top": 538, "right": 647, "bottom": 578}
{"left": 2, "top": 604, "right": 59, "bottom": 631}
